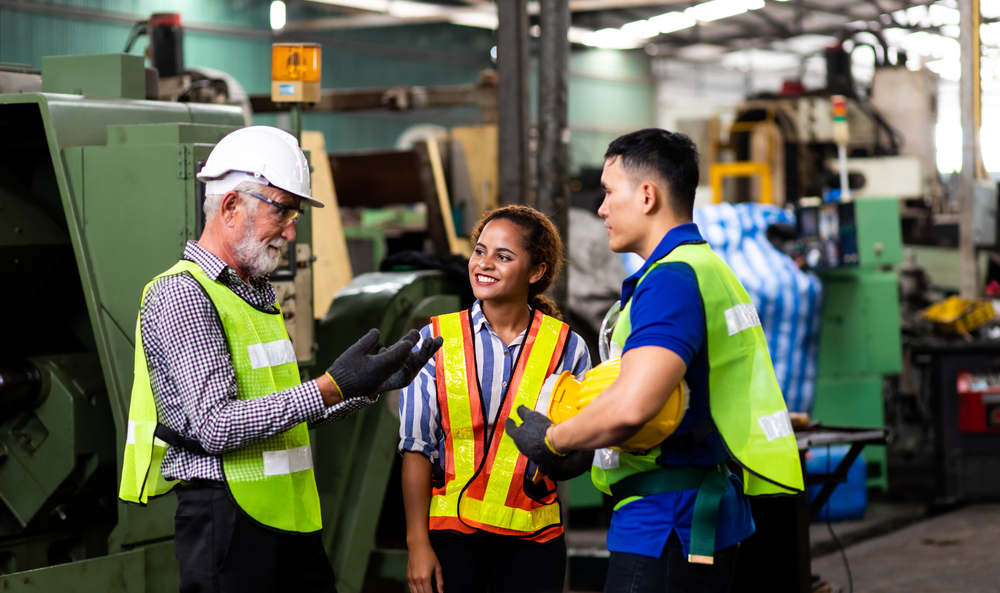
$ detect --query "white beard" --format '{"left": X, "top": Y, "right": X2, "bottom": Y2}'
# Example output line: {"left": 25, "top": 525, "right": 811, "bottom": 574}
{"left": 234, "top": 217, "right": 286, "bottom": 278}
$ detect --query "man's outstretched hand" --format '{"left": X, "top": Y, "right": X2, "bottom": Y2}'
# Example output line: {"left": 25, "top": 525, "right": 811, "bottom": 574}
{"left": 380, "top": 330, "right": 444, "bottom": 392}
{"left": 326, "top": 329, "right": 414, "bottom": 400}
{"left": 505, "top": 405, "right": 567, "bottom": 467}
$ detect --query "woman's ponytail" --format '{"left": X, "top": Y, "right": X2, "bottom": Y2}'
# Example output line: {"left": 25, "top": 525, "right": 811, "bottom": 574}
{"left": 530, "top": 294, "right": 564, "bottom": 321}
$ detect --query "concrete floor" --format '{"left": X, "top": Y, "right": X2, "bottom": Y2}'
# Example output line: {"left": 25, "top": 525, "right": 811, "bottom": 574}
{"left": 811, "top": 504, "right": 1000, "bottom": 593}
{"left": 809, "top": 502, "right": 927, "bottom": 558}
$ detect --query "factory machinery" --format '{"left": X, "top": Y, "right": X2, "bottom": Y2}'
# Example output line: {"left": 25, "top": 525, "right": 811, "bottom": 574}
{"left": 0, "top": 53, "right": 466, "bottom": 592}
{"left": 708, "top": 39, "right": 915, "bottom": 489}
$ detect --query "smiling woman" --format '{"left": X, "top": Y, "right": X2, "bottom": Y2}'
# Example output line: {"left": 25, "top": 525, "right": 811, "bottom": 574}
{"left": 469, "top": 205, "right": 566, "bottom": 324}
{"left": 397, "top": 205, "right": 593, "bottom": 593}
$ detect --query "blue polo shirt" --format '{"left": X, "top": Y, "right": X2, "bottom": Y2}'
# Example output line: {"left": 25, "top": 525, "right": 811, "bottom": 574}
{"left": 606, "top": 223, "right": 755, "bottom": 559}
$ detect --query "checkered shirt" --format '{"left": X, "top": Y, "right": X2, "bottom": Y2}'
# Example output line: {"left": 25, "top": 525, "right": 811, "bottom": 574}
{"left": 141, "top": 241, "right": 372, "bottom": 481}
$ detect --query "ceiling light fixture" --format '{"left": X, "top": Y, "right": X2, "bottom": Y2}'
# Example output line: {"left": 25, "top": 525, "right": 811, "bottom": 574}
{"left": 686, "top": 0, "right": 764, "bottom": 22}
{"left": 621, "top": 19, "right": 661, "bottom": 38}
{"left": 448, "top": 11, "right": 499, "bottom": 28}
{"left": 649, "top": 11, "right": 697, "bottom": 33}
{"left": 270, "top": 0, "right": 287, "bottom": 30}
{"left": 582, "top": 27, "right": 644, "bottom": 49}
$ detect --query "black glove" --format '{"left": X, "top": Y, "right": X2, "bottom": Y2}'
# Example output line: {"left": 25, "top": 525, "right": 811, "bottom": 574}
{"left": 539, "top": 450, "right": 595, "bottom": 482}
{"left": 379, "top": 330, "right": 444, "bottom": 393}
{"left": 326, "top": 329, "right": 414, "bottom": 400}
{"left": 504, "top": 405, "right": 566, "bottom": 467}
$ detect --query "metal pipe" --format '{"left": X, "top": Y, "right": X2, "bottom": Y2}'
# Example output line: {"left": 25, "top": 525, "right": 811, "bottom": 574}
{"left": 959, "top": 0, "right": 980, "bottom": 298}
{"left": 837, "top": 145, "right": 851, "bottom": 201}
{"left": 537, "top": 0, "right": 571, "bottom": 312}
{"left": 497, "top": 0, "right": 531, "bottom": 205}
{"left": 290, "top": 102, "right": 303, "bottom": 145}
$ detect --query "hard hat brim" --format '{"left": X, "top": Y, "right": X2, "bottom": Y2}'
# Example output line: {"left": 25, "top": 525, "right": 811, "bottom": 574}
{"left": 200, "top": 171, "right": 325, "bottom": 208}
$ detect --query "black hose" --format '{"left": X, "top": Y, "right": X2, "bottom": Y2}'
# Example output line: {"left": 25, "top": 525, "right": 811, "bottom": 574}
{"left": 825, "top": 445, "right": 854, "bottom": 593}
{"left": 123, "top": 21, "right": 148, "bottom": 54}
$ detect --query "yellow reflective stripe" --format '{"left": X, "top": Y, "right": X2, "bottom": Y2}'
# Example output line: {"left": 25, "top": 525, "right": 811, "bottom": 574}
{"left": 458, "top": 494, "right": 562, "bottom": 533}
{"left": 430, "top": 313, "right": 476, "bottom": 518}
{"left": 481, "top": 315, "right": 563, "bottom": 510}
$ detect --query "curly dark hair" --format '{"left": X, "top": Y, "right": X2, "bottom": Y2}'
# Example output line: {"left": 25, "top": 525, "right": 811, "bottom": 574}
{"left": 470, "top": 205, "right": 565, "bottom": 321}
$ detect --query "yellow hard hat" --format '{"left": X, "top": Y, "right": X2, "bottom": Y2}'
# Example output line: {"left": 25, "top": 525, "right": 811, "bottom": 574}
{"left": 546, "top": 357, "right": 688, "bottom": 452}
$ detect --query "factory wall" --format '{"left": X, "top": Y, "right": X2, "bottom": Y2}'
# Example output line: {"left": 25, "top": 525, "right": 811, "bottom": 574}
{"left": 0, "top": 0, "right": 655, "bottom": 170}
{"left": 567, "top": 49, "right": 656, "bottom": 169}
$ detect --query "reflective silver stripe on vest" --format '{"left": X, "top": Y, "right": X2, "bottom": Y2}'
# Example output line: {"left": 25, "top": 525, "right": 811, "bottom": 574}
{"left": 262, "top": 445, "right": 314, "bottom": 476}
{"left": 724, "top": 303, "right": 761, "bottom": 336}
{"left": 593, "top": 448, "right": 621, "bottom": 470}
{"left": 126, "top": 420, "right": 167, "bottom": 447}
{"left": 757, "top": 410, "right": 794, "bottom": 441}
{"left": 247, "top": 339, "right": 297, "bottom": 370}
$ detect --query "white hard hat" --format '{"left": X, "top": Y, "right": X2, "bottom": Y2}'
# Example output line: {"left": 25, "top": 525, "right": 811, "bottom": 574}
{"left": 197, "top": 126, "right": 324, "bottom": 208}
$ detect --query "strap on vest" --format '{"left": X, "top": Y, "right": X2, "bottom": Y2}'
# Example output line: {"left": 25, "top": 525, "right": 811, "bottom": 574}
{"left": 154, "top": 424, "right": 210, "bottom": 457}
{"left": 659, "top": 417, "right": 717, "bottom": 452}
{"left": 609, "top": 463, "right": 731, "bottom": 565}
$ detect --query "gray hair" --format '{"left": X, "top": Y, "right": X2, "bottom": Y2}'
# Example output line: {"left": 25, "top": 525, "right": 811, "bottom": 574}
{"left": 203, "top": 181, "right": 264, "bottom": 225}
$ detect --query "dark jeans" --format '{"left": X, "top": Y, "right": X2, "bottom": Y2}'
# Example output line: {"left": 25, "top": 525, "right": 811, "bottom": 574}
{"left": 604, "top": 532, "right": 739, "bottom": 593}
{"left": 429, "top": 530, "right": 566, "bottom": 593}
{"left": 174, "top": 485, "right": 337, "bottom": 593}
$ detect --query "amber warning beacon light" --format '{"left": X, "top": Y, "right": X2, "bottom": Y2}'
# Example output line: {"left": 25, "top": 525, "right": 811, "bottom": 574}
{"left": 271, "top": 43, "right": 322, "bottom": 103}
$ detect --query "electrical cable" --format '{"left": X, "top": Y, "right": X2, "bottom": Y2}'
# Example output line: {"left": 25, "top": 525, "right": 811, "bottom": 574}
{"left": 826, "top": 518, "right": 854, "bottom": 593}
{"left": 824, "top": 444, "right": 854, "bottom": 593}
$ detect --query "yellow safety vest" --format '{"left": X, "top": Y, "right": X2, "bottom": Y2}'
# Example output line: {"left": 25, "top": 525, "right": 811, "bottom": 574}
{"left": 428, "top": 309, "right": 569, "bottom": 542}
{"left": 119, "top": 260, "right": 322, "bottom": 533}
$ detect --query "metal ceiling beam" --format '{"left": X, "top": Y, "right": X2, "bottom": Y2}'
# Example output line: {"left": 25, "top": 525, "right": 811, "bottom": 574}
{"left": 655, "top": 0, "right": 937, "bottom": 53}
{"left": 247, "top": 75, "right": 497, "bottom": 122}
{"left": 285, "top": 10, "right": 457, "bottom": 31}
{"left": 652, "top": 0, "right": 937, "bottom": 48}
{"left": 567, "top": 0, "right": 687, "bottom": 10}
{"left": 291, "top": 0, "right": 692, "bottom": 31}
{"left": 747, "top": 8, "right": 796, "bottom": 38}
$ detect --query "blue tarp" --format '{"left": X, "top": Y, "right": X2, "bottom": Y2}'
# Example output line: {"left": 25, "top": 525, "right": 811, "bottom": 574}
{"left": 621, "top": 203, "right": 823, "bottom": 413}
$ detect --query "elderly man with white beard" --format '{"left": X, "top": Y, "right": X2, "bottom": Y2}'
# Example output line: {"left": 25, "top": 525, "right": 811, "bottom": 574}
{"left": 118, "top": 126, "right": 441, "bottom": 593}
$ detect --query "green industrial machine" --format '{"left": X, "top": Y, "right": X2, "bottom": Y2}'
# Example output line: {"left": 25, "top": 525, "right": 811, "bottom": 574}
{"left": 0, "top": 53, "right": 466, "bottom": 591}
{"left": 801, "top": 197, "right": 903, "bottom": 490}
{"left": 312, "top": 271, "right": 465, "bottom": 591}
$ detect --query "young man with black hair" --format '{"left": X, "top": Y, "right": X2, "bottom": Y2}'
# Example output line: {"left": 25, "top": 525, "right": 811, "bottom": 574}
{"left": 507, "top": 128, "right": 802, "bottom": 593}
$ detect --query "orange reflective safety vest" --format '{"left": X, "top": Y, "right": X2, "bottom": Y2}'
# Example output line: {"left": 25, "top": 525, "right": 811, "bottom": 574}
{"left": 428, "top": 309, "right": 570, "bottom": 543}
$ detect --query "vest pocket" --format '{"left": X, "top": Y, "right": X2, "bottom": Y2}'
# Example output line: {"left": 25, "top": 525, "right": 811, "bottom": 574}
{"left": 522, "top": 465, "right": 557, "bottom": 503}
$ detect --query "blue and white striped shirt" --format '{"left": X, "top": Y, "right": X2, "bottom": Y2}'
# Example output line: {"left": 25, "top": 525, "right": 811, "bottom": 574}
{"left": 398, "top": 300, "right": 592, "bottom": 466}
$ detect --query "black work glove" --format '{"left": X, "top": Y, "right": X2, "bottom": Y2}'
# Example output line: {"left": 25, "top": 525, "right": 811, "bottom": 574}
{"left": 539, "top": 450, "right": 595, "bottom": 482}
{"left": 505, "top": 405, "right": 566, "bottom": 467}
{"left": 379, "top": 330, "right": 444, "bottom": 393}
{"left": 326, "top": 329, "right": 414, "bottom": 400}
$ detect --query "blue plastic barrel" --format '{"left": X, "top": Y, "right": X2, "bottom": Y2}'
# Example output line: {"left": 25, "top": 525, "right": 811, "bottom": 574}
{"left": 806, "top": 445, "right": 867, "bottom": 522}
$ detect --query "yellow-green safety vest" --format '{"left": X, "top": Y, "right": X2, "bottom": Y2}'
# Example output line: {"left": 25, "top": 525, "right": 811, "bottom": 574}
{"left": 591, "top": 242, "right": 803, "bottom": 562}
{"left": 593, "top": 242, "right": 803, "bottom": 495}
{"left": 119, "top": 260, "right": 323, "bottom": 533}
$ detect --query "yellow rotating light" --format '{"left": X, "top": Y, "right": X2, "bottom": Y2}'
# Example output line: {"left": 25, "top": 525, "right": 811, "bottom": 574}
{"left": 271, "top": 43, "right": 322, "bottom": 103}
{"left": 547, "top": 357, "right": 687, "bottom": 452}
